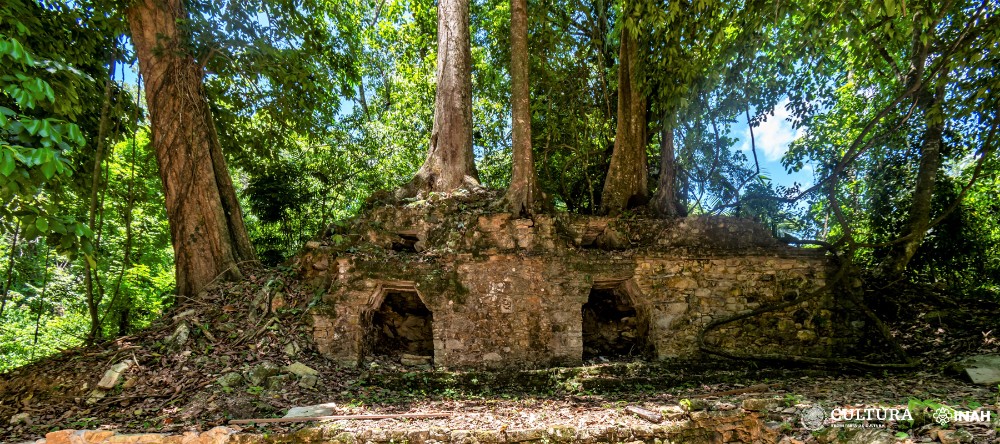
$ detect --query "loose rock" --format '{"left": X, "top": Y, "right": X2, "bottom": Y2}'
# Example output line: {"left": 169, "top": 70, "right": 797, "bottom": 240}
{"left": 97, "top": 362, "right": 130, "bottom": 390}
{"left": 298, "top": 374, "right": 318, "bottom": 389}
{"left": 165, "top": 322, "right": 190, "bottom": 346}
{"left": 284, "top": 362, "right": 319, "bottom": 377}
{"left": 283, "top": 403, "right": 337, "bottom": 418}
{"left": 400, "top": 353, "right": 432, "bottom": 366}
{"left": 217, "top": 372, "right": 243, "bottom": 388}
{"left": 282, "top": 341, "right": 301, "bottom": 357}
{"left": 9, "top": 412, "right": 30, "bottom": 425}
{"left": 247, "top": 361, "right": 279, "bottom": 386}
{"left": 954, "top": 355, "right": 1000, "bottom": 385}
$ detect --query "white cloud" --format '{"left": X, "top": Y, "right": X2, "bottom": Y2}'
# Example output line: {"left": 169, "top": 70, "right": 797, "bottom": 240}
{"left": 739, "top": 99, "right": 803, "bottom": 162}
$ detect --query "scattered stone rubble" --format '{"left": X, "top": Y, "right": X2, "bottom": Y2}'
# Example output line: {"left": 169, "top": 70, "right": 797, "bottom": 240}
{"left": 24, "top": 396, "right": 995, "bottom": 443}
{"left": 18, "top": 407, "right": 780, "bottom": 444}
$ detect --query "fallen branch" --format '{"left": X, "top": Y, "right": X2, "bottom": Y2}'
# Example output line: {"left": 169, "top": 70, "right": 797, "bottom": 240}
{"left": 229, "top": 413, "right": 452, "bottom": 425}
{"left": 234, "top": 316, "right": 276, "bottom": 346}
{"left": 191, "top": 319, "right": 217, "bottom": 343}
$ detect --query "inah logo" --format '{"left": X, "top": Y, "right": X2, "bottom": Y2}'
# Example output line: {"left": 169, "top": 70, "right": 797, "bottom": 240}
{"left": 932, "top": 406, "right": 992, "bottom": 426}
{"left": 933, "top": 407, "right": 954, "bottom": 426}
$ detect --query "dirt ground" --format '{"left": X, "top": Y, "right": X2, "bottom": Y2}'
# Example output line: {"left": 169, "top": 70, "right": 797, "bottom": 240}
{"left": 1, "top": 268, "right": 997, "bottom": 443}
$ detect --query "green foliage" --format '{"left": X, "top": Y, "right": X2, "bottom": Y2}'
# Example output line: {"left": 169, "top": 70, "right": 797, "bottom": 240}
{"left": 2, "top": 0, "right": 1000, "bottom": 374}
{"left": 0, "top": 128, "right": 173, "bottom": 372}
{"left": 0, "top": 12, "right": 92, "bottom": 257}
{"left": 779, "top": 0, "right": 1000, "bottom": 293}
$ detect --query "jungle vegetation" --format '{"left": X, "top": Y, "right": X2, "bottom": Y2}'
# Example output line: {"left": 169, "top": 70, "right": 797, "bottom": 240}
{"left": 1, "top": 0, "right": 997, "bottom": 371}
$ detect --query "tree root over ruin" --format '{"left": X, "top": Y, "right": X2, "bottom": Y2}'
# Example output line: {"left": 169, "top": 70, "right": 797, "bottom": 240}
{"left": 697, "top": 264, "right": 918, "bottom": 370}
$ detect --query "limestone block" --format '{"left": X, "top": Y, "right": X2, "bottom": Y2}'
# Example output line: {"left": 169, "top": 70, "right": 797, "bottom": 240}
{"left": 97, "top": 362, "right": 130, "bottom": 390}
{"left": 284, "top": 403, "right": 338, "bottom": 418}
{"left": 104, "top": 434, "right": 143, "bottom": 444}
{"left": 197, "top": 427, "right": 233, "bottom": 444}
{"left": 284, "top": 362, "right": 319, "bottom": 377}
{"left": 82, "top": 431, "right": 115, "bottom": 443}
{"left": 45, "top": 430, "right": 76, "bottom": 444}
{"left": 400, "top": 354, "right": 432, "bottom": 366}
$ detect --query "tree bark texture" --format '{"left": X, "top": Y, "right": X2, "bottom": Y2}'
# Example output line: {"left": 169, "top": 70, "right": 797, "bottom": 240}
{"left": 652, "top": 121, "right": 685, "bottom": 217}
{"left": 127, "top": 0, "right": 255, "bottom": 301}
{"left": 600, "top": 25, "right": 648, "bottom": 215}
{"left": 399, "top": 0, "right": 479, "bottom": 196}
{"left": 504, "top": 0, "right": 543, "bottom": 215}
{"left": 886, "top": 83, "right": 946, "bottom": 276}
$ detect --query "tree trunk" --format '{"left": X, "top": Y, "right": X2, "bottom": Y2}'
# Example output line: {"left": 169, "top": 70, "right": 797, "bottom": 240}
{"left": 885, "top": 82, "right": 946, "bottom": 276}
{"left": 503, "top": 0, "right": 543, "bottom": 216}
{"left": 0, "top": 222, "right": 21, "bottom": 319}
{"left": 358, "top": 82, "right": 369, "bottom": 117}
{"left": 32, "top": 246, "right": 50, "bottom": 358}
{"left": 106, "top": 140, "right": 137, "bottom": 336}
{"left": 600, "top": 23, "right": 648, "bottom": 215}
{"left": 126, "top": 0, "right": 255, "bottom": 302}
{"left": 83, "top": 59, "right": 114, "bottom": 343}
{"left": 398, "top": 0, "right": 479, "bottom": 197}
{"left": 651, "top": 119, "right": 685, "bottom": 217}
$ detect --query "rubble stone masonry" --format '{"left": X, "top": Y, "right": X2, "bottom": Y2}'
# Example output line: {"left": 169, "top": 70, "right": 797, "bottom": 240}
{"left": 296, "top": 199, "right": 853, "bottom": 369}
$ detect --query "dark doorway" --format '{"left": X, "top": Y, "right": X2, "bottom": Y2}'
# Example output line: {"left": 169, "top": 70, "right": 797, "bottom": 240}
{"left": 582, "top": 287, "right": 643, "bottom": 359}
{"left": 391, "top": 233, "right": 419, "bottom": 252}
{"left": 370, "top": 291, "right": 434, "bottom": 359}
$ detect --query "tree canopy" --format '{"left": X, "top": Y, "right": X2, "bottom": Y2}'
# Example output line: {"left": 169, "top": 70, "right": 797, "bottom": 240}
{"left": 1, "top": 0, "right": 998, "bottom": 371}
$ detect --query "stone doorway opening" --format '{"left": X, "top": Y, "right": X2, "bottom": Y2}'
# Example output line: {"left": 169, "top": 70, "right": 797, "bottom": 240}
{"left": 363, "top": 288, "right": 434, "bottom": 365}
{"left": 582, "top": 282, "right": 648, "bottom": 359}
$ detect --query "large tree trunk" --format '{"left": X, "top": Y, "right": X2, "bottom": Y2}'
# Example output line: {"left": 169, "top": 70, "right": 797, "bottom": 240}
{"left": 503, "top": 0, "right": 543, "bottom": 216}
{"left": 651, "top": 120, "right": 685, "bottom": 217}
{"left": 127, "top": 0, "right": 255, "bottom": 301}
{"left": 600, "top": 23, "right": 648, "bottom": 215}
{"left": 885, "top": 82, "right": 946, "bottom": 276}
{"left": 398, "top": 0, "right": 479, "bottom": 197}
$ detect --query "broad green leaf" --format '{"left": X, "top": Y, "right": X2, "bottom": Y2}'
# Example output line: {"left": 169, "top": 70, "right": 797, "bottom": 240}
{"left": 50, "top": 218, "right": 67, "bottom": 234}
{"left": 37, "top": 120, "right": 53, "bottom": 138}
{"left": 65, "top": 123, "right": 84, "bottom": 146}
{"left": 36, "top": 217, "right": 48, "bottom": 232}
{"left": 0, "top": 150, "right": 14, "bottom": 176}
{"left": 24, "top": 118, "right": 42, "bottom": 136}
{"left": 29, "top": 148, "right": 44, "bottom": 166}
{"left": 37, "top": 78, "right": 54, "bottom": 102}
{"left": 40, "top": 160, "right": 55, "bottom": 179}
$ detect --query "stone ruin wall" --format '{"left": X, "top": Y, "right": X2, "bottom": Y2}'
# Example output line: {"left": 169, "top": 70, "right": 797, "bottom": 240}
{"left": 296, "top": 202, "right": 855, "bottom": 369}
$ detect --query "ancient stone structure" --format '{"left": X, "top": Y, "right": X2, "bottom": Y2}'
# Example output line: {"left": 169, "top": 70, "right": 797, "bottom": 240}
{"left": 296, "top": 193, "right": 854, "bottom": 369}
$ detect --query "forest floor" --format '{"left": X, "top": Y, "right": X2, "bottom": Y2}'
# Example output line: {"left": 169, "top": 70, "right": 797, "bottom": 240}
{"left": 1, "top": 266, "right": 998, "bottom": 444}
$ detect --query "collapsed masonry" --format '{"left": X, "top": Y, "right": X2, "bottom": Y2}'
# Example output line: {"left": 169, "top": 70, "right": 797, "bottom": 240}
{"left": 295, "top": 193, "right": 859, "bottom": 369}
